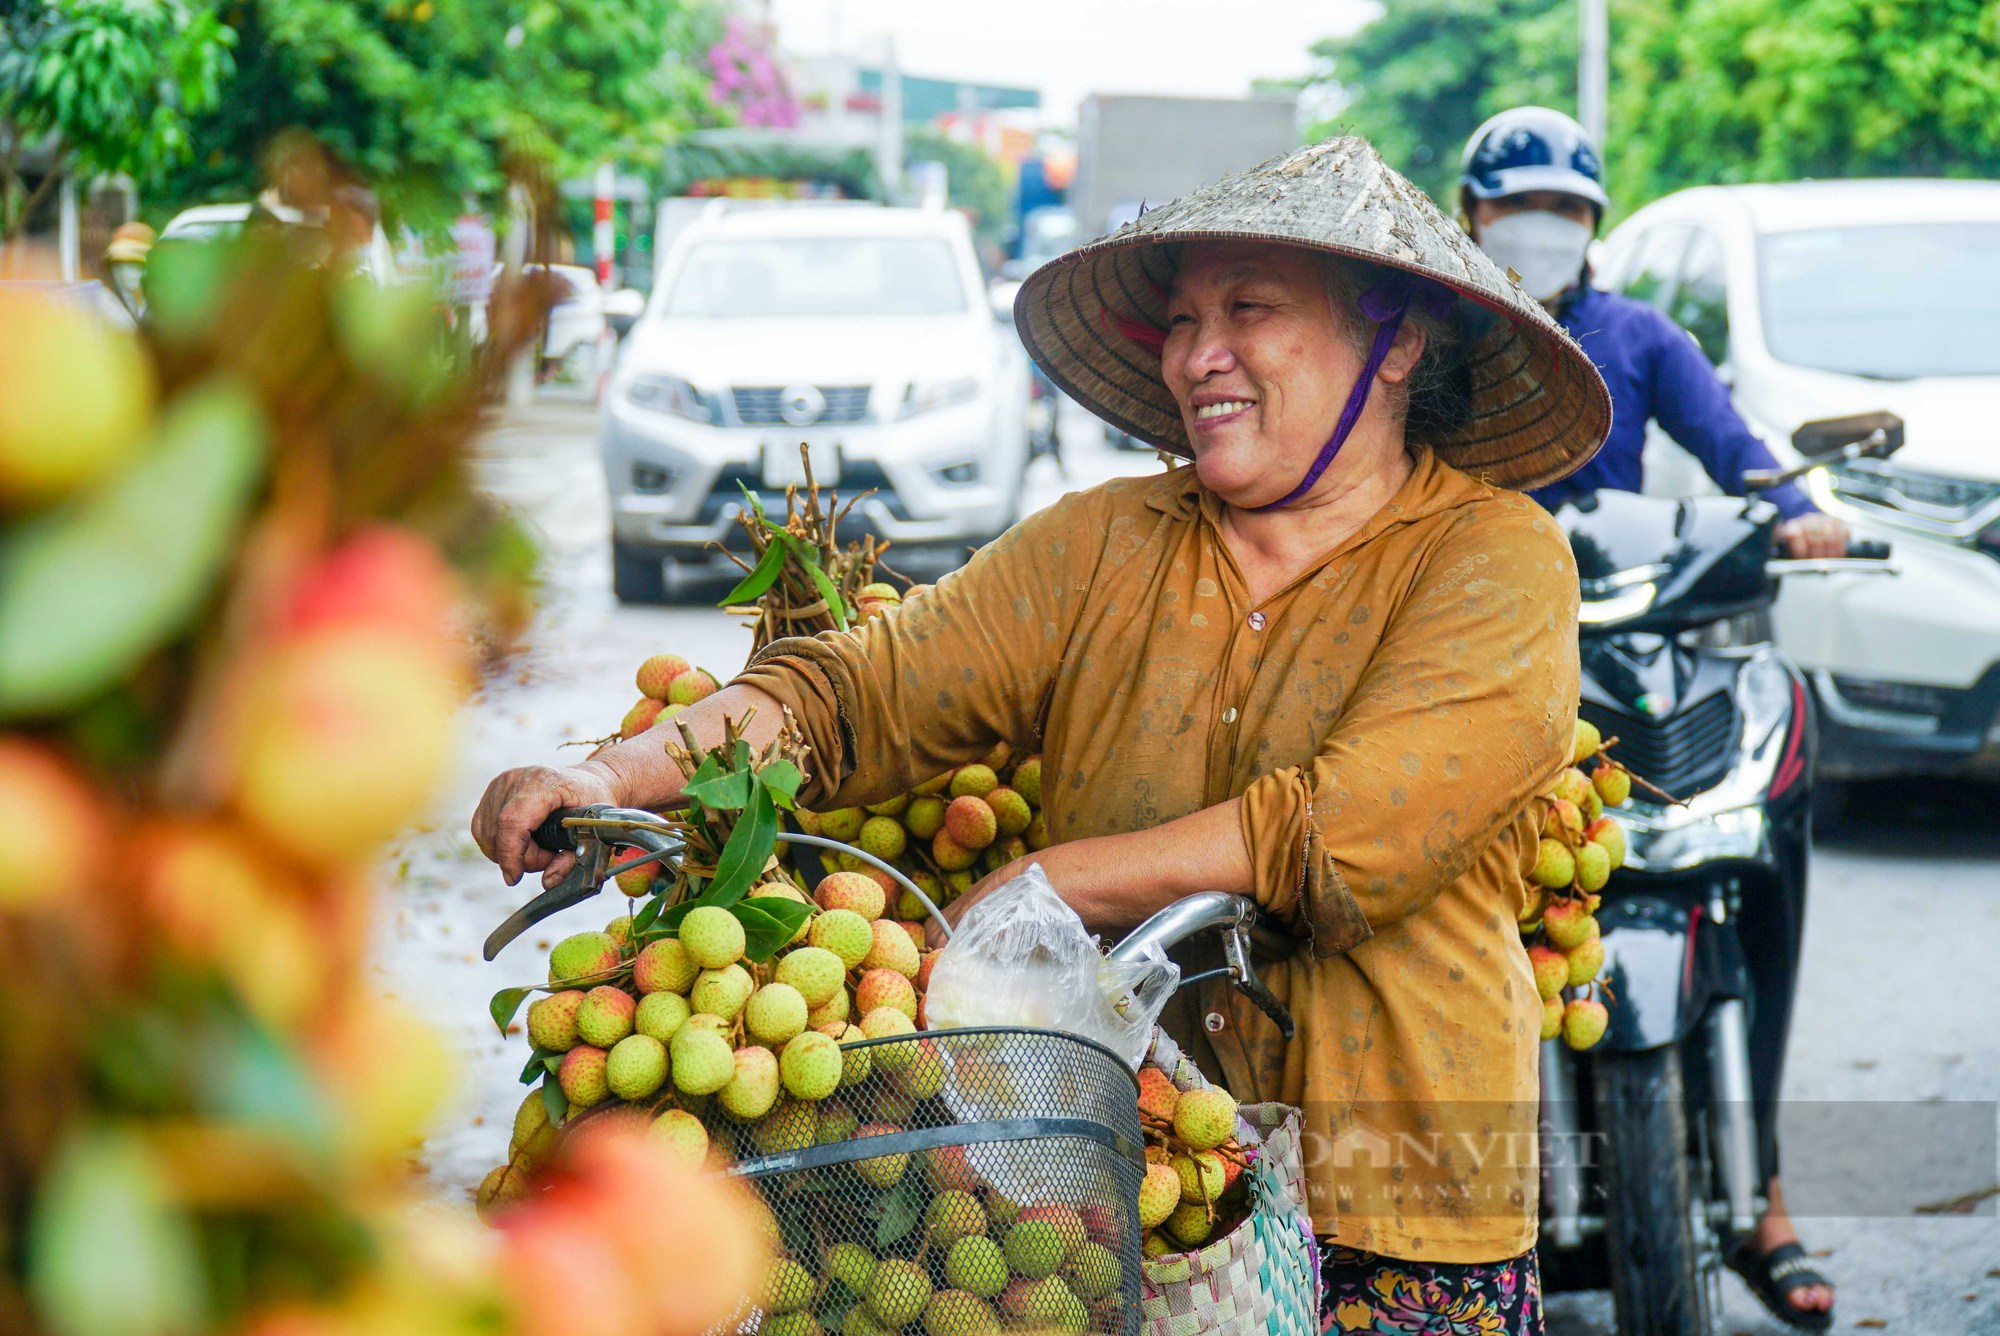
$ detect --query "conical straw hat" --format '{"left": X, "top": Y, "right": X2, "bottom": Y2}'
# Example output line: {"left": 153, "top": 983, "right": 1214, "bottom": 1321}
{"left": 1014, "top": 136, "right": 1610, "bottom": 491}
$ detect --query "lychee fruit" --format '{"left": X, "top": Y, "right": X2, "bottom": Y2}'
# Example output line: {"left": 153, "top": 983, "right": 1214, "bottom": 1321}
{"left": 929, "top": 1143, "right": 983, "bottom": 1194}
{"left": 817, "top": 1099, "right": 859, "bottom": 1144}
{"left": 526, "top": 990, "right": 584, "bottom": 1052}
{"left": 923, "top": 1289, "right": 998, "bottom": 1336}
{"left": 809, "top": 907, "right": 873, "bottom": 969}
{"left": 1063, "top": 1242, "right": 1120, "bottom": 1302}
{"left": 575, "top": 985, "right": 636, "bottom": 1048}
{"left": 605, "top": 1033, "right": 668, "bottom": 1101}
{"left": 720, "top": 1044, "right": 782, "bottom": 1120}
{"left": 1527, "top": 946, "right": 1569, "bottom": 1002}
{"left": 775, "top": 945, "right": 845, "bottom": 1007}
{"left": 557, "top": 1044, "right": 609, "bottom": 1109}
{"left": 913, "top": 771, "right": 954, "bottom": 797}
{"left": 1172, "top": 1150, "right": 1227, "bottom": 1203}
{"left": 826, "top": 1022, "right": 873, "bottom": 1086}
{"left": 1532, "top": 838, "right": 1576, "bottom": 890}
{"left": 679, "top": 904, "right": 746, "bottom": 969}
{"left": 1003, "top": 1218, "right": 1068, "bottom": 1280}
{"left": 621, "top": 697, "right": 664, "bottom": 738}
{"left": 1553, "top": 767, "right": 1593, "bottom": 810}
{"left": 634, "top": 991, "right": 691, "bottom": 1042}
{"left": 1542, "top": 899, "right": 1594, "bottom": 951}
{"left": 858, "top": 816, "right": 907, "bottom": 861}
{"left": 643, "top": 1108, "right": 708, "bottom": 1166}
{"left": 633, "top": 938, "right": 698, "bottom": 995}
{"left": 476, "top": 1161, "right": 530, "bottom": 1224}
{"left": 1572, "top": 718, "right": 1602, "bottom": 765}
{"left": 690, "top": 963, "right": 754, "bottom": 1020}
{"left": 511, "top": 1087, "right": 557, "bottom": 1162}
{"left": 740, "top": 982, "right": 806, "bottom": 1046}
{"left": 866, "top": 1258, "right": 932, "bottom": 1328}
{"left": 750, "top": 882, "right": 815, "bottom": 946}
{"left": 847, "top": 967, "right": 911, "bottom": 1022}
{"left": 981, "top": 836, "right": 1028, "bottom": 874}
{"left": 1586, "top": 816, "right": 1628, "bottom": 870}
{"left": 604, "top": 913, "right": 637, "bottom": 950}
{"left": 904, "top": 795, "right": 947, "bottom": 840}
{"left": 944, "top": 795, "right": 998, "bottom": 850}
{"left": 932, "top": 831, "right": 979, "bottom": 871}
{"left": 944, "top": 1235, "right": 1008, "bottom": 1298}
{"left": 866, "top": 791, "right": 912, "bottom": 817}
{"left": 1172, "top": 1086, "right": 1238, "bottom": 1152}
{"left": 807, "top": 988, "right": 851, "bottom": 1029}
{"left": 816, "top": 871, "right": 887, "bottom": 921}
{"left": 999, "top": 1275, "right": 1084, "bottom": 1330}
{"left": 753, "top": 1100, "right": 819, "bottom": 1156}
{"left": 982, "top": 787, "right": 1031, "bottom": 839}
{"left": 852, "top": 1122, "right": 910, "bottom": 1187}
{"left": 779, "top": 1030, "right": 842, "bottom": 1101}
{"left": 1136, "top": 1160, "right": 1176, "bottom": 1224}
{"left": 818, "top": 807, "right": 867, "bottom": 842}
{"left": 667, "top": 668, "right": 719, "bottom": 706}
{"left": 1565, "top": 936, "right": 1606, "bottom": 989}
{"left": 1540, "top": 995, "right": 1565, "bottom": 1041}
{"left": 949, "top": 765, "right": 999, "bottom": 799}
{"left": 548, "top": 930, "right": 621, "bottom": 986}
{"left": 1165, "top": 1203, "right": 1212, "bottom": 1247}
{"left": 635, "top": 653, "right": 690, "bottom": 700}
{"left": 1562, "top": 997, "right": 1609, "bottom": 1050}
{"left": 1575, "top": 839, "right": 1612, "bottom": 893}
{"left": 669, "top": 1025, "right": 735, "bottom": 1096}
{"left": 1544, "top": 798, "right": 1584, "bottom": 844}
{"left": 823, "top": 1240, "right": 876, "bottom": 1293}
{"left": 927, "top": 1189, "right": 988, "bottom": 1246}
{"left": 1593, "top": 763, "right": 1632, "bottom": 808}
{"left": 1136, "top": 1067, "right": 1179, "bottom": 1122}
{"left": 863, "top": 919, "right": 921, "bottom": 980}
{"left": 1142, "top": 1231, "right": 1174, "bottom": 1259}
{"left": 1012, "top": 756, "right": 1043, "bottom": 808}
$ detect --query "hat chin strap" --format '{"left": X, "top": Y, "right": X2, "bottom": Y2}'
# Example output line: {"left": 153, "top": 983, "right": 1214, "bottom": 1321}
{"left": 1252, "top": 275, "right": 1450, "bottom": 512}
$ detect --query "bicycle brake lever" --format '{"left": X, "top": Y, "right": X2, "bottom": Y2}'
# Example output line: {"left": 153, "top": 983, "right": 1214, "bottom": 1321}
{"left": 1223, "top": 923, "right": 1296, "bottom": 1041}
{"left": 482, "top": 858, "right": 606, "bottom": 962}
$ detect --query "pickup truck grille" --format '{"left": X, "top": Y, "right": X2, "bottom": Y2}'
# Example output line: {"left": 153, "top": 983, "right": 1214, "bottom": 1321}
{"left": 732, "top": 385, "right": 871, "bottom": 426}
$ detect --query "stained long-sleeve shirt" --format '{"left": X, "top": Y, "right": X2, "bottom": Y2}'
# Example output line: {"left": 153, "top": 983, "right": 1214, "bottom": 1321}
{"left": 735, "top": 448, "right": 1579, "bottom": 1263}
{"left": 1530, "top": 285, "right": 1814, "bottom": 519}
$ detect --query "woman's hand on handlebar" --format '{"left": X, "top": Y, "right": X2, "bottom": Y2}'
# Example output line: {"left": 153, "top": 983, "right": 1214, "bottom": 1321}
{"left": 471, "top": 762, "right": 619, "bottom": 888}
{"left": 1777, "top": 512, "right": 1850, "bottom": 559}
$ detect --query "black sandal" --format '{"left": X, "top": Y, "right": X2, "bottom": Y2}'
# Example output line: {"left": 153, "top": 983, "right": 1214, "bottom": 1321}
{"left": 1726, "top": 1240, "right": 1834, "bottom": 1332}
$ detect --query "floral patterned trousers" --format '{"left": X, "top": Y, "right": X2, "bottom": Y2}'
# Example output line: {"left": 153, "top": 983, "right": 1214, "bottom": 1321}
{"left": 1318, "top": 1242, "right": 1544, "bottom": 1335}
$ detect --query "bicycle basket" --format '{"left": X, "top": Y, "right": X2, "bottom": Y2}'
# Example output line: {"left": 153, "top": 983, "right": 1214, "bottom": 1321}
{"left": 703, "top": 1026, "right": 1146, "bottom": 1336}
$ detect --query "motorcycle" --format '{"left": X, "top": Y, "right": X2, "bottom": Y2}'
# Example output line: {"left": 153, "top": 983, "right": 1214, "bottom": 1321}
{"left": 1537, "top": 413, "right": 1900, "bottom": 1334}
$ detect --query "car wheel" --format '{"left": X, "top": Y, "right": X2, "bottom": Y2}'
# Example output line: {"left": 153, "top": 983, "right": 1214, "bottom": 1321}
{"left": 612, "top": 540, "right": 667, "bottom": 603}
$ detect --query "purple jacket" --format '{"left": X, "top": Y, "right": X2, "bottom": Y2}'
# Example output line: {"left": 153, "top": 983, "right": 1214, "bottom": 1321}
{"left": 1530, "top": 285, "right": 1814, "bottom": 520}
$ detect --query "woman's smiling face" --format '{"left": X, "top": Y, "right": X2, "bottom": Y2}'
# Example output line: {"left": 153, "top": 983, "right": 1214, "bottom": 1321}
{"left": 1161, "top": 240, "right": 1368, "bottom": 508}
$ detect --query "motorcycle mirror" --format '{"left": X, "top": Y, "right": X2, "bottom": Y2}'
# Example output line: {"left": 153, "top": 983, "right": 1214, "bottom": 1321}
{"left": 1791, "top": 411, "right": 1904, "bottom": 459}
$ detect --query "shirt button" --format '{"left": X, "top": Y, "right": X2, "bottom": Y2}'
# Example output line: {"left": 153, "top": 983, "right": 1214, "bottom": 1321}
{"left": 1222, "top": 707, "right": 1239, "bottom": 724}
{"left": 1247, "top": 611, "right": 1266, "bottom": 631}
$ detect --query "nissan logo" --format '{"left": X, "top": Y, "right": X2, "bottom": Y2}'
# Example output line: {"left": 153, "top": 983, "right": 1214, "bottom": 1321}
{"left": 780, "top": 384, "right": 826, "bottom": 427}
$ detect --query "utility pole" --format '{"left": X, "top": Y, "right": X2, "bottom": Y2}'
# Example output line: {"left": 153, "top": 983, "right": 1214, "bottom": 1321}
{"left": 1579, "top": 0, "right": 1608, "bottom": 148}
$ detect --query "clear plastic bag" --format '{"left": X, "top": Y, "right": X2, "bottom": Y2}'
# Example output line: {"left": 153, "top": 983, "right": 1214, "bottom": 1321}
{"left": 924, "top": 863, "right": 1180, "bottom": 1070}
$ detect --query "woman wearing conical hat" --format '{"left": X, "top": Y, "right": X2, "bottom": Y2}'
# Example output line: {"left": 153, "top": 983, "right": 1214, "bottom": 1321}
{"left": 475, "top": 136, "right": 1610, "bottom": 1331}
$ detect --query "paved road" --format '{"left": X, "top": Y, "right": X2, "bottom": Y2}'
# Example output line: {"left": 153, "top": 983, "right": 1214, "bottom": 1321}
{"left": 378, "top": 398, "right": 1998, "bottom": 1334}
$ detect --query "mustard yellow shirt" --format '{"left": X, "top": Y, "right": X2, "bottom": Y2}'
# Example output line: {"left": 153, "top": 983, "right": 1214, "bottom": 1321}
{"left": 735, "top": 448, "right": 1579, "bottom": 1262}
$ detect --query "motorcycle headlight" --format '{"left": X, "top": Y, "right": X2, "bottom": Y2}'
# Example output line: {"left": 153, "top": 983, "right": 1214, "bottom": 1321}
{"left": 899, "top": 376, "right": 980, "bottom": 419}
{"left": 1737, "top": 650, "right": 1794, "bottom": 749}
{"left": 626, "top": 374, "right": 721, "bottom": 425}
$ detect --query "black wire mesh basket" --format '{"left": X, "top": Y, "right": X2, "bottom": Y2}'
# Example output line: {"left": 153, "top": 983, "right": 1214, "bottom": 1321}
{"left": 708, "top": 1026, "right": 1145, "bottom": 1336}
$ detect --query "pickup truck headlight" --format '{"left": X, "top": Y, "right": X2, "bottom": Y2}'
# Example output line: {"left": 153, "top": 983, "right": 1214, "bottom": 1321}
{"left": 626, "top": 374, "right": 722, "bottom": 425}
{"left": 899, "top": 376, "right": 980, "bottom": 419}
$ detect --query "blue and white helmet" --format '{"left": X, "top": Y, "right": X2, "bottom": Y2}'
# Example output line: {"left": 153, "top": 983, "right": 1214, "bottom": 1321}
{"left": 1459, "top": 106, "right": 1609, "bottom": 211}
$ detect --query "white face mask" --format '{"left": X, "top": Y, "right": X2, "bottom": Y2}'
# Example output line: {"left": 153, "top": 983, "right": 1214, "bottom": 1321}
{"left": 1477, "top": 210, "right": 1593, "bottom": 301}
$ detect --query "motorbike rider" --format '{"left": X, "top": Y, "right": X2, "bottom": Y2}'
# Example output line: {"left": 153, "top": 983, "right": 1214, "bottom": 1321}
{"left": 1462, "top": 106, "right": 1837, "bottom": 1330}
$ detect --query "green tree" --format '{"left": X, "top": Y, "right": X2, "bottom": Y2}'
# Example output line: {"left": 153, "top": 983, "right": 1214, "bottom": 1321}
{"left": 160, "top": 0, "right": 716, "bottom": 232}
{"left": 0, "top": 0, "right": 235, "bottom": 241}
{"left": 905, "top": 128, "right": 1009, "bottom": 255}
{"left": 1303, "top": 0, "right": 1575, "bottom": 206}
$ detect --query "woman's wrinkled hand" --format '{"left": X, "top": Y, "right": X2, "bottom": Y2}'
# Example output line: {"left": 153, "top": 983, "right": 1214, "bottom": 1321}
{"left": 471, "top": 762, "right": 620, "bottom": 889}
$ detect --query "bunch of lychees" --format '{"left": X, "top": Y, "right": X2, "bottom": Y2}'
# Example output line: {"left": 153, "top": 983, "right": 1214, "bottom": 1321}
{"left": 1131, "top": 1072, "right": 1252, "bottom": 1256}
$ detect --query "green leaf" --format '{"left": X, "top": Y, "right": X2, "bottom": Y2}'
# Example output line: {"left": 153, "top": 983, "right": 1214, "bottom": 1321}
{"left": 683, "top": 764, "right": 755, "bottom": 811}
{"left": 519, "top": 1049, "right": 554, "bottom": 1084}
{"left": 489, "top": 986, "right": 535, "bottom": 1036}
{"left": 0, "top": 382, "right": 265, "bottom": 716}
{"left": 759, "top": 759, "right": 804, "bottom": 809}
{"left": 875, "top": 1170, "right": 926, "bottom": 1249}
{"left": 705, "top": 785, "right": 777, "bottom": 907}
{"left": 733, "top": 896, "right": 811, "bottom": 962}
{"left": 681, "top": 753, "right": 725, "bottom": 805}
{"left": 804, "top": 559, "right": 850, "bottom": 630}
{"left": 543, "top": 1054, "right": 563, "bottom": 1077}
{"left": 720, "top": 530, "right": 791, "bottom": 606}
{"left": 540, "top": 1080, "right": 568, "bottom": 1127}
{"left": 657, "top": 898, "right": 698, "bottom": 935}
{"left": 632, "top": 895, "right": 663, "bottom": 932}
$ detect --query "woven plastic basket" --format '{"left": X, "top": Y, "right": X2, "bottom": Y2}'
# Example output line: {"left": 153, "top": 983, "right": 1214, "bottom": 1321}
{"left": 1137, "top": 1029, "right": 1321, "bottom": 1336}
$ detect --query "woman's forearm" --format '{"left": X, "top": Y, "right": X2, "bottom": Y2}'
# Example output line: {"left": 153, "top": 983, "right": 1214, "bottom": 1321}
{"left": 583, "top": 683, "right": 790, "bottom": 808}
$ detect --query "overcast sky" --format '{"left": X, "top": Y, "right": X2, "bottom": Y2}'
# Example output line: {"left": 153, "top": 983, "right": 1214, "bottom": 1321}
{"left": 767, "top": 0, "right": 1375, "bottom": 124}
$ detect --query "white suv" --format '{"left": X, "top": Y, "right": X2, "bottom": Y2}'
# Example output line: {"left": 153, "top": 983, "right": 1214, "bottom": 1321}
{"left": 1597, "top": 179, "right": 2000, "bottom": 780}
{"left": 601, "top": 202, "right": 1029, "bottom": 600}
